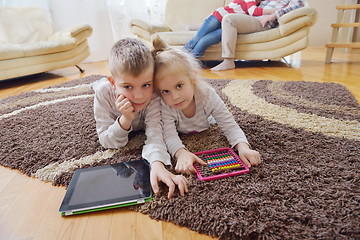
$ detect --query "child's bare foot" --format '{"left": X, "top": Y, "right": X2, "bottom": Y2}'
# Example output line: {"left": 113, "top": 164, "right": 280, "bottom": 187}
{"left": 211, "top": 58, "right": 235, "bottom": 71}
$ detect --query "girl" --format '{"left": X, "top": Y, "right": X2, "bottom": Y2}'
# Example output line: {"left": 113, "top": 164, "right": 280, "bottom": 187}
{"left": 152, "top": 35, "right": 261, "bottom": 175}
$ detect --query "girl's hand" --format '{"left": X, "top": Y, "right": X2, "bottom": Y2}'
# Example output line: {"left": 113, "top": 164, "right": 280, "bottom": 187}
{"left": 115, "top": 95, "right": 135, "bottom": 130}
{"left": 236, "top": 142, "right": 261, "bottom": 168}
{"left": 174, "top": 148, "right": 207, "bottom": 175}
{"left": 150, "top": 161, "right": 188, "bottom": 199}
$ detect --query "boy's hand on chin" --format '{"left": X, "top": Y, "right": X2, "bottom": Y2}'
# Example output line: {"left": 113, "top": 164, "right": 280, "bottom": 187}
{"left": 116, "top": 95, "right": 136, "bottom": 130}
{"left": 116, "top": 95, "right": 135, "bottom": 120}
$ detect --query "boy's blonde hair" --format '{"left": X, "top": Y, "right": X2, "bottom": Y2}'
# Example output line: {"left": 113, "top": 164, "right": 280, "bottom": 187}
{"left": 151, "top": 34, "right": 203, "bottom": 91}
{"left": 109, "top": 38, "right": 154, "bottom": 79}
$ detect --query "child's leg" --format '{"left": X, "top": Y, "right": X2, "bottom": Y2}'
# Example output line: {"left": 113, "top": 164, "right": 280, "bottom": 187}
{"left": 190, "top": 28, "right": 222, "bottom": 58}
{"left": 183, "top": 15, "right": 221, "bottom": 51}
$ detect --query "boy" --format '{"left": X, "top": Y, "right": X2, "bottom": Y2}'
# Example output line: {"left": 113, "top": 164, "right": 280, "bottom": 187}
{"left": 92, "top": 38, "right": 188, "bottom": 199}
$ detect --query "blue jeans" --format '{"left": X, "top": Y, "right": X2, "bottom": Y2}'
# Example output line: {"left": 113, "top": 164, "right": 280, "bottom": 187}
{"left": 183, "top": 15, "right": 222, "bottom": 59}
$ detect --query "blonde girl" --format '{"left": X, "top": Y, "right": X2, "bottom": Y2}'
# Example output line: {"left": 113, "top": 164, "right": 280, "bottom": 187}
{"left": 152, "top": 35, "right": 261, "bottom": 175}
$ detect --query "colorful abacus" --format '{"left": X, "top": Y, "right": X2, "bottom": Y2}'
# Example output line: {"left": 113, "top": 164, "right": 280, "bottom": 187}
{"left": 193, "top": 147, "right": 250, "bottom": 181}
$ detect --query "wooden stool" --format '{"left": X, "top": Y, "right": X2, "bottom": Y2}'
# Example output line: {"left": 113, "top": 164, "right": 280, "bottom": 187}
{"left": 325, "top": 4, "right": 360, "bottom": 63}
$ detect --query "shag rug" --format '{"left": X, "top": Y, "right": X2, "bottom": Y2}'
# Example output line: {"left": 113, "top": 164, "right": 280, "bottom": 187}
{"left": 1, "top": 75, "right": 359, "bottom": 240}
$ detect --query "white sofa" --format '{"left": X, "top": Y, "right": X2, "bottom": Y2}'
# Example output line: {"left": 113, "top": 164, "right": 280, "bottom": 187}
{"left": 131, "top": 0, "right": 317, "bottom": 61}
{"left": 0, "top": 7, "right": 93, "bottom": 80}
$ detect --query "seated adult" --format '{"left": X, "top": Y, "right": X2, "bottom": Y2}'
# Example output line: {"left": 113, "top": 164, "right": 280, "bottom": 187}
{"left": 211, "top": 0, "right": 305, "bottom": 71}
{"left": 183, "top": 0, "right": 277, "bottom": 59}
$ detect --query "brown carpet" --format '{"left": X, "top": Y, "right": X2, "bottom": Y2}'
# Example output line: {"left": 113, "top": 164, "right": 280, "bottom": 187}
{"left": 1, "top": 75, "right": 359, "bottom": 239}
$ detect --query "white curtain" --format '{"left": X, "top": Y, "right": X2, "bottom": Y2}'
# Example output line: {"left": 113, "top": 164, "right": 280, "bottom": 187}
{"left": 146, "top": 0, "right": 167, "bottom": 25}
{"left": 107, "top": 0, "right": 167, "bottom": 41}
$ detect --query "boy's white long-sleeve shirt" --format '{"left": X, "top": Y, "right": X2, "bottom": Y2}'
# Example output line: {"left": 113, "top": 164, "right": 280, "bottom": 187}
{"left": 161, "top": 83, "right": 249, "bottom": 157}
{"left": 92, "top": 77, "right": 171, "bottom": 166}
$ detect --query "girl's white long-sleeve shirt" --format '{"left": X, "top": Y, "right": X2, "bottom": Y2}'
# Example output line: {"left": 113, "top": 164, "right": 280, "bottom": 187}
{"left": 92, "top": 77, "right": 171, "bottom": 166}
{"left": 161, "top": 83, "right": 249, "bottom": 156}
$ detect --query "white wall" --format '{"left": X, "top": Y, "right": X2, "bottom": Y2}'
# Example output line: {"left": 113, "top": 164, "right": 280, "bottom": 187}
{"left": 49, "top": 0, "right": 114, "bottom": 62}
{"left": 308, "top": 0, "right": 359, "bottom": 46}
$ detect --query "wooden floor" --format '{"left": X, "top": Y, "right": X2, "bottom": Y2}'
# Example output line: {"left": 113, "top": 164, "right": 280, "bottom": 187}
{"left": 0, "top": 46, "right": 359, "bottom": 240}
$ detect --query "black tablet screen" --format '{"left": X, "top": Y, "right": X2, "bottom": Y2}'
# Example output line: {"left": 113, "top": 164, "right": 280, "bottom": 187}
{"left": 59, "top": 159, "right": 151, "bottom": 212}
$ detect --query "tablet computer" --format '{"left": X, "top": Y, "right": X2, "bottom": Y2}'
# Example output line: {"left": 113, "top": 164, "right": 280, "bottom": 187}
{"left": 59, "top": 159, "right": 152, "bottom": 216}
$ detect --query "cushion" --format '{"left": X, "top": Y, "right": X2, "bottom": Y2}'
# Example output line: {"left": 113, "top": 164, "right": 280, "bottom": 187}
{"left": 0, "top": 38, "right": 82, "bottom": 61}
{"left": 157, "top": 27, "right": 282, "bottom": 46}
{"left": 0, "top": 7, "right": 53, "bottom": 44}
{"left": 233, "top": 37, "right": 308, "bottom": 60}
{"left": 0, "top": 41, "right": 89, "bottom": 71}
{"left": 157, "top": 31, "right": 197, "bottom": 45}
{"left": 236, "top": 28, "right": 309, "bottom": 51}
{"left": 165, "top": 0, "right": 225, "bottom": 31}
{"left": 131, "top": 26, "right": 152, "bottom": 41}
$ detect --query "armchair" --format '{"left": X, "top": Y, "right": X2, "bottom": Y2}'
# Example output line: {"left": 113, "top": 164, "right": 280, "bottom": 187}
{"left": 0, "top": 7, "right": 93, "bottom": 80}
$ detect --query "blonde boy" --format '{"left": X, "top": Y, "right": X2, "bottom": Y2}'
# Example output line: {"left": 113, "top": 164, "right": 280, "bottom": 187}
{"left": 92, "top": 38, "right": 188, "bottom": 199}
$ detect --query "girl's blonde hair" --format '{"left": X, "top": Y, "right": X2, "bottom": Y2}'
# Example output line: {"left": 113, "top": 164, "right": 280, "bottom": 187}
{"left": 109, "top": 38, "right": 154, "bottom": 79}
{"left": 151, "top": 34, "right": 203, "bottom": 91}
